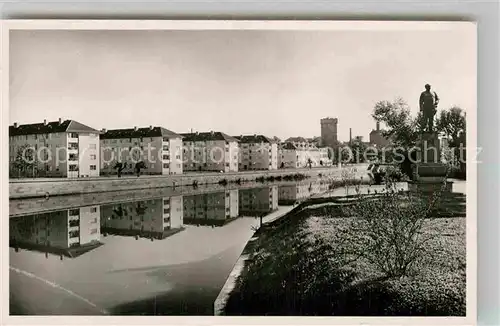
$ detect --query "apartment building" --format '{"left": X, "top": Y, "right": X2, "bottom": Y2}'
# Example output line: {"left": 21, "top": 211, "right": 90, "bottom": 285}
{"left": 100, "top": 126, "right": 183, "bottom": 175}
{"left": 239, "top": 186, "right": 278, "bottom": 216}
{"left": 278, "top": 139, "right": 333, "bottom": 168}
{"left": 9, "top": 207, "right": 102, "bottom": 257}
{"left": 235, "top": 135, "right": 278, "bottom": 171}
{"left": 181, "top": 131, "right": 239, "bottom": 172}
{"left": 100, "top": 196, "right": 184, "bottom": 239}
{"left": 9, "top": 119, "right": 100, "bottom": 178}
{"left": 183, "top": 190, "right": 239, "bottom": 226}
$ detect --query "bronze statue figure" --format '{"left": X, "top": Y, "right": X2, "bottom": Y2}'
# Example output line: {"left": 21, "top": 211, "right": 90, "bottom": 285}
{"left": 419, "top": 83, "right": 439, "bottom": 132}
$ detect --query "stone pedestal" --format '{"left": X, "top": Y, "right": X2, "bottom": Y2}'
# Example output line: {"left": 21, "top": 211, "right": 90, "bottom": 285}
{"left": 410, "top": 132, "right": 452, "bottom": 194}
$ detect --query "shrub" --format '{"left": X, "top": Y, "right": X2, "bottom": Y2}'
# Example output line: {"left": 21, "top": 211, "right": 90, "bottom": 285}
{"left": 340, "top": 178, "right": 448, "bottom": 278}
{"left": 385, "top": 165, "right": 409, "bottom": 182}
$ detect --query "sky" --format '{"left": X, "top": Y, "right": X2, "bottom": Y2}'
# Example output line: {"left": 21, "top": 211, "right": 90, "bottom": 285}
{"left": 9, "top": 24, "right": 476, "bottom": 141}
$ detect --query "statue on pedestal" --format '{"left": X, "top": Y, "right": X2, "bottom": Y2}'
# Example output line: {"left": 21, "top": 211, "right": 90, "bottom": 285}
{"left": 419, "top": 83, "right": 440, "bottom": 132}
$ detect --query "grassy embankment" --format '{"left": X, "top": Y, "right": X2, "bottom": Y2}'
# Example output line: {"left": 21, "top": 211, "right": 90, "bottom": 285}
{"left": 223, "top": 185, "right": 466, "bottom": 316}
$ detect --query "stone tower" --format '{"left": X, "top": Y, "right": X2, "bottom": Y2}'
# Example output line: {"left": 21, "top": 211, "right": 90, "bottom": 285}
{"left": 320, "top": 117, "right": 338, "bottom": 148}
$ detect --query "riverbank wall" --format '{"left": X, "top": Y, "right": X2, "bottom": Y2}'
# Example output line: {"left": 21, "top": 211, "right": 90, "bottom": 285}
{"left": 10, "top": 165, "right": 369, "bottom": 199}
{"left": 10, "top": 180, "right": 308, "bottom": 218}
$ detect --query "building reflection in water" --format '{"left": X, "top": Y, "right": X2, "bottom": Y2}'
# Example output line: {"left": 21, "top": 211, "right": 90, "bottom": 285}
{"left": 278, "top": 180, "right": 329, "bottom": 205}
{"left": 9, "top": 206, "right": 102, "bottom": 258}
{"left": 100, "top": 195, "right": 185, "bottom": 240}
{"left": 183, "top": 190, "right": 239, "bottom": 227}
{"left": 10, "top": 183, "right": 325, "bottom": 258}
{"left": 239, "top": 186, "right": 278, "bottom": 216}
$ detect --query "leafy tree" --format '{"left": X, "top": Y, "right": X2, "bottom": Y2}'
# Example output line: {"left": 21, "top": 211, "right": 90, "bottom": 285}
{"left": 12, "top": 144, "right": 37, "bottom": 178}
{"left": 435, "top": 106, "right": 466, "bottom": 147}
{"left": 372, "top": 98, "right": 419, "bottom": 149}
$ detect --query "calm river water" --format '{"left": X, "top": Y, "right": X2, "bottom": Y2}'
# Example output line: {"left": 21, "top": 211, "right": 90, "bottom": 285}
{"left": 9, "top": 180, "right": 330, "bottom": 315}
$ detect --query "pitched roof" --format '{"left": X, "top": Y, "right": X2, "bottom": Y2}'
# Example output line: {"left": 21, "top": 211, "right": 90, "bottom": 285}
{"left": 100, "top": 127, "right": 182, "bottom": 140}
{"left": 9, "top": 120, "right": 99, "bottom": 136}
{"left": 234, "top": 134, "right": 275, "bottom": 144}
{"left": 285, "top": 136, "right": 309, "bottom": 143}
{"left": 280, "top": 142, "right": 298, "bottom": 150}
{"left": 180, "top": 132, "right": 239, "bottom": 143}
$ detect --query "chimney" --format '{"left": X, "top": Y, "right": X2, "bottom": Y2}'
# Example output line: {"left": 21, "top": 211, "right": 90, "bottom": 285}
{"left": 349, "top": 128, "right": 352, "bottom": 144}
{"left": 13, "top": 122, "right": 18, "bottom": 128}
{"left": 149, "top": 125, "right": 153, "bottom": 130}
{"left": 43, "top": 119, "right": 47, "bottom": 126}
{"left": 376, "top": 121, "right": 380, "bottom": 131}
{"left": 134, "top": 126, "right": 138, "bottom": 131}
{"left": 101, "top": 128, "right": 107, "bottom": 134}
{"left": 190, "top": 128, "right": 193, "bottom": 133}
{"left": 58, "top": 118, "right": 62, "bottom": 124}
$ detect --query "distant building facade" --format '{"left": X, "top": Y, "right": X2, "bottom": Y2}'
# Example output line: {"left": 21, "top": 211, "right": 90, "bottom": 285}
{"left": 235, "top": 135, "right": 278, "bottom": 171}
{"left": 278, "top": 141, "right": 332, "bottom": 168}
{"left": 9, "top": 119, "right": 100, "bottom": 178}
{"left": 369, "top": 122, "right": 390, "bottom": 148}
{"left": 320, "top": 117, "right": 338, "bottom": 148}
{"left": 100, "top": 126, "right": 183, "bottom": 175}
{"left": 181, "top": 131, "right": 239, "bottom": 172}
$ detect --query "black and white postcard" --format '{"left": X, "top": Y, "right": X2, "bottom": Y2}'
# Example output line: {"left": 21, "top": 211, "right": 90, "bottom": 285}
{"left": 1, "top": 20, "right": 477, "bottom": 325}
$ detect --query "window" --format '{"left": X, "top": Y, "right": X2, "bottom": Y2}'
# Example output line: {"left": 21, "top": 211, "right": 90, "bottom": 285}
{"left": 225, "top": 163, "right": 230, "bottom": 167}
{"left": 68, "top": 231, "right": 79, "bottom": 239}
{"left": 225, "top": 147, "right": 229, "bottom": 152}
{"left": 90, "top": 154, "right": 96, "bottom": 160}
{"left": 163, "top": 208, "right": 169, "bottom": 214}
{"left": 89, "top": 144, "right": 96, "bottom": 150}
{"left": 163, "top": 155, "right": 170, "bottom": 160}
{"left": 90, "top": 217, "right": 98, "bottom": 223}
{"left": 69, "top": 165, "right": 79, "bottom": 171}
{"left": 69, "top": 219, "right": 79, "bottom": 227}
{"left": 90, "top": 165, "right": 97, "bottom": 170}
{"left": 34, "top": 134, "right": 38, "bottom": 140}
{"left": 140, "top": 137, "right": 143, "bottom": 142}
{"left": 90, "top": 228, "right": 98, "bottom": 235}
{"left": 68, "top": 142, "right": 78, "bottom": 150}
{"left": 69, "top": 154, "right": 78, "bottom": 161}
{"left": 163, "top": 146, "right": 169, "bottom": 151}
{"left": 69, "top": 133, "right": 79, "bottom": 138}
{"left": 90, "top": 207, "right": 97, "bottom": 213}
{"left": 163, "top": 137, "right": 169, "bottom": 142}
{"left": 163, "top": 163, "right": 169, "bottom": 169}
{"left": 69, "top": 209, "right": 80, "bottom": 216}
{"left": 175, "top": 155, "right": 181, "bottom": 159}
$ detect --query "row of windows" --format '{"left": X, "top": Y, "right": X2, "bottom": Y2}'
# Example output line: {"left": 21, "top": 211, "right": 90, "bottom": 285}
{"left": 68, "top": 165, "right": 97, "bottom": 171}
